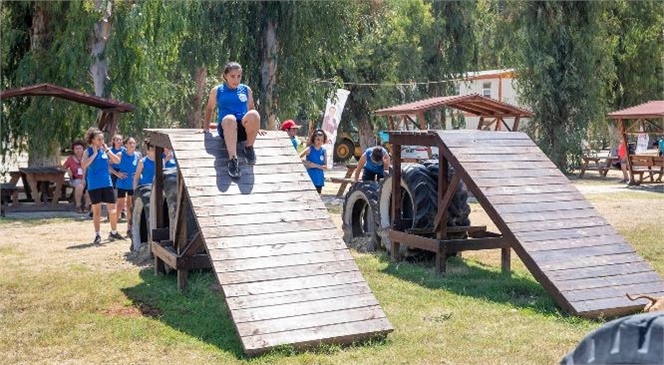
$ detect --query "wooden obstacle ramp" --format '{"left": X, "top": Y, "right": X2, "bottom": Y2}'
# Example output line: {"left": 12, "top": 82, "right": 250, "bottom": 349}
{"left": 436, "top": 130, "right": 664, "bottom": 318}
{"left": 146, "top": 129, "right": 393, "bottom": 356}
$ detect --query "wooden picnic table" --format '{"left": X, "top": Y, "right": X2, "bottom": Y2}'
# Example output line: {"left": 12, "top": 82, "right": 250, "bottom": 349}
{"left": 579, "top": 156, "right": 619, "bottom": 178}
{"left": 10, "top": 167, "right": 67, "bottom": 207}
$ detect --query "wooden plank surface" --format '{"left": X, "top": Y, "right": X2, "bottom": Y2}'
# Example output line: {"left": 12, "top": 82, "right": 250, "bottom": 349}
{"left": 437, "top": 130, "right": 664, "bottom": 319}
{"left": 160, "top": 129, "right": 392, "bottom": 355}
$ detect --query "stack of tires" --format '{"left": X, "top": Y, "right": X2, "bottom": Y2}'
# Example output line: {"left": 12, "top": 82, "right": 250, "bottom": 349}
{"left": 342, "top": 162, "right": 471, "bottom": 254}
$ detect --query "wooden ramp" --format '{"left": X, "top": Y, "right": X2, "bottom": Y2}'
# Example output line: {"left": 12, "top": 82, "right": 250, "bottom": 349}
{"left": 437, "top": 130, "right": 664, "bottom": 318}
{"left": 149, "top": 129, "right": 392, "bottom": 356}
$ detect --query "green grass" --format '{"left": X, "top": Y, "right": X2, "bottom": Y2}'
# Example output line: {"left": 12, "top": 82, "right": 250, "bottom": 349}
{"left": 1, "top": 190, "right": 662, "bottom": 364}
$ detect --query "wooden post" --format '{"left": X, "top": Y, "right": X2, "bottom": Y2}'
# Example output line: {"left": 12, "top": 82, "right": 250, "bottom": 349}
{"left": 391, "top": 135, "right": 402, "bottom": 234}
{"left": 437, "top": 153, "right": 449, "bottom": 240}
{"left": 513, "top": 116, "right": 521, "bottom": 131}
{"left": 153, "top": 146, "right": 165, "bottom": 275}
{"left": 175, "top": 173, "right": 189, "bottom": 292}
{"left": 501, "top": 247, "right": 511, "bottom": 275}
{"left": 477, "top": 116, "right": 485, "bottom": 130}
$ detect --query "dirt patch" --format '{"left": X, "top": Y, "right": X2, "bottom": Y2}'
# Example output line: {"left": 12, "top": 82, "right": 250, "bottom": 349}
{"left": 105, "top": 302, "right": 162, "bottom": 318}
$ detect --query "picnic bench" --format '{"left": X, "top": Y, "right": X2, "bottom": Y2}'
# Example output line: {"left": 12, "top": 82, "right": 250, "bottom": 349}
{"left": 579, "top": 155, "right": 619, "bottom": 178}
{"left": 629, "top": 155, "right": 664, "bottom": 184}
{"left": 328, "top": 164, "right": 357, "bottom": 197}
{"left": 3, "top": 167, "right": 69, "bottom": 208}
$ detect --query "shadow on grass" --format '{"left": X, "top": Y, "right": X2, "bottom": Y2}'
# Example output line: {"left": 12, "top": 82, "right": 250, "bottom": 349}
{"left": 377, "top": 252, "right": 561, "bottom": 316}
{"left": 121, "top": 268, "right": 245, "bottom": 358}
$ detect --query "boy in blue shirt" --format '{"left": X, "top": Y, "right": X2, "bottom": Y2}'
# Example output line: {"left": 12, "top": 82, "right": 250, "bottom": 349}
{"left": 280, "top": 119, "right": 301, "bottom": 150}
{"left": 353, "top": 146, "right": 391, "bottom": 182}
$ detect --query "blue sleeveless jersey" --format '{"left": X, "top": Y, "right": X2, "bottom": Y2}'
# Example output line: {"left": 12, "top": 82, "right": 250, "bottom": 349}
{"left": 85, "top": 147, "right": 113, "bottom": 190}
{"left": 216, "top": 83, "right": 249, "bottom": 122}
{"left": 110, "top": 146, "right": 124, "bottom": 170}
{"left": 138, "top": 157, "right": 156, "bottom": 186}
{"left": 162, "top": 153, "right": 177, "bottom": 169}
{"left": 306, "top": 146, "right": 326, "bottom": 187}
{"left": 116, "top": 150, "right": 140, "bottom": 190}
{"left": 364, "top": 147, "right": 387, "bottom": 173}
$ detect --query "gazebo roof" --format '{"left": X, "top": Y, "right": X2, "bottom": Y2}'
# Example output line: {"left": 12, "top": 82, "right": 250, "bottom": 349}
{"left": 607, "top": 100, "right": 664, "bottom": 120}
{"left": 0, "top": 83, "right": 134, "bottom": 112}
{"left": 374, "top": 93, "right": 533, "bottom": 118}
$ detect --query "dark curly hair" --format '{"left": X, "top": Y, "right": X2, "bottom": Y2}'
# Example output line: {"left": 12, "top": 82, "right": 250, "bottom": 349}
{"left": 307, "top": 129, "right": 328, "bottom": 146}
{"left": 85, "top": 127, "right": 103, "bottom": 145}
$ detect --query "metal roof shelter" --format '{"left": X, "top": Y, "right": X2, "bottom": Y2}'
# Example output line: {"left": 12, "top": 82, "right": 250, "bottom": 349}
{"left": 0, "top": 83, "right": 134, "bottom": 136}
{"left": 375, "top": 93, "right": 533, "bottom": 132}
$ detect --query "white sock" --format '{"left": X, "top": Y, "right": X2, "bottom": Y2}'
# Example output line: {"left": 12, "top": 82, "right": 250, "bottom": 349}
{"left": 111, "top": 230, "right": 117, "bottom": 234}
{"left": 95, "top": 231, "right": 101, "bottom": 237}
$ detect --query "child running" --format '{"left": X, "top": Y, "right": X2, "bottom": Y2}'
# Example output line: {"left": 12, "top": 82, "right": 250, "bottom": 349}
{"left": 300, "top": 129, "right": 328, "bottom": 194}
{"left": 81, "top": 127, "right": 123, "bottom": 244}
{"left": 116, "top": 137, "right": 141, "bottom": 237}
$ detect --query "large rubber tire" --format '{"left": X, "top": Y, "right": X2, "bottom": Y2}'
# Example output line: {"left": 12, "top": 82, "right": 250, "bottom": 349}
{"left": 378, "top": 164, "right": 438, "bottom": 254}
{"left": 422, "top": 161, "right": 471, "bottom": 228}
{"left": 131, "top": 185, "right": 152, "bottom": 252}
{"left": 561, "top": 312, "right": 664, "bottom": 364}
{"left": 334, "top": 138, "right": 355, "bottom": 163}
{"left": 342, "top": 181, "right": 380, "bottom": 252}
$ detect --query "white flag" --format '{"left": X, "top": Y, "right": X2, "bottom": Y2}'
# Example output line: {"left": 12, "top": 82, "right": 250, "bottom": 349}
{"left": 321, "top": 89, "right": 350, "bottom": 169}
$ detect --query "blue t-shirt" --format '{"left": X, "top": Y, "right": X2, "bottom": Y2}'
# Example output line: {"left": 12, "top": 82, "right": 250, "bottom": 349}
{"left": 110, "top": 146, "right": 125, "bottom": 170}
{"left": 162, "top": 152, "right": 177, "bottom": 169}
{"left": 138, "top": 157, "right": 156, "bottom": 186}
{"left": 659, "top": 139, "right": 664, "bottom": 154}
{"left": 85, "top": 147, "right": 113, "bottom": 191}
{"left": 306, "top": 146, "right": 326, "bottom": 187}
{"left": 364, "top": 147, "right": 387, "bottom": 174}
{"left": 291, "top": 137, "right": 298, "bottom": 150}
{"left": 116, "top": 150, "right": 141, "bottom": 190}
{"left": 216, "top": 83, "right": 249, "bottom": 122}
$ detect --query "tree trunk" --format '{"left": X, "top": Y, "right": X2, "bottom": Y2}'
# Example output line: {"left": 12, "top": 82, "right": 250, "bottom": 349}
{"left": 607, "top": 122, "right": 620, "bottom": 151}
{"left": 188, "top": 65, "right": 207, "bottom": 128}
{"left": 260, "top": 20, "right": 279, "bottom": 130}
{"left": 28, "top": 140, "right": 60, "bottom": 167}
{"left": 30, "top": 4, "right": 50, "bottom": 52}
{"left": 90, "top": 0, "right": 113, "bottom": 97}
{"left": 428, "top": 84, "right": 444, "bottom": 129}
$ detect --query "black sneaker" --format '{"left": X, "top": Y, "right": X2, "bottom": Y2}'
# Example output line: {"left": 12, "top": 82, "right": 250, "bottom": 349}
{"left": 93, "top": 235, "right": 102, "bottom": 245}
{"left": 120, "top": 211, "right": 127, "bottom": 220}
{"left": 228, "top": 157, "right": 241, "bottom": 178}
{"left": 109, "top": 231, "right": 124, "bottom": 241}
{"left": 244, "top": 145, "right": 256, "bottom": 165}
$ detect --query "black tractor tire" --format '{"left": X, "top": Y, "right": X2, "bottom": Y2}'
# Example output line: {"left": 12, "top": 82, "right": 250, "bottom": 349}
{"left": 422, "top": 162, "right": 471, "bottom": 228}
{"left": 342, "top": 181, "right": 380, "bottom": 252}
{"left": 561, "top": 312, "right": 664, "bottom": 364}
{"left": 131, "top": 184, "right": 152, "bottom": 252}
{"left": 377, "top": 164, "right": 438, "bottom": 254}
{"left": 334, "top": 138, "right": 355, "bottom": 163}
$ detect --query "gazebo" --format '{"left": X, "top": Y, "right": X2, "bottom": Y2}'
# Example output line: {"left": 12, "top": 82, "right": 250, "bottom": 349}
{"left": 607, "top": 100, "right": 664, "bottom": 184}
{"left": 0, "top": 83, "right": 135, "bottom": 136}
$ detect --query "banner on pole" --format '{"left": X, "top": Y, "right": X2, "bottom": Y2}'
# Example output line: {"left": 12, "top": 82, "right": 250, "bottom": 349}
{"left": 321, "top": 89, "right": 351, "bottom": 169}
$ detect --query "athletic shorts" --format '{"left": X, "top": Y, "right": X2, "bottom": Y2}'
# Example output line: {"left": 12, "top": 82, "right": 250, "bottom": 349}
{"left": 362, "top": 170, "right": 384, "bottom": 182}
{"left": 70, "top": 179, "right": 83, "bottom": 187}
{"left": 117, "top": 188, "right": 134, "bottom": 198}
{"left": 218, "top": 116, "right": 248, "bottom": 142}
{"left": 88, "top": 187, "right": 116, "bottom": 205}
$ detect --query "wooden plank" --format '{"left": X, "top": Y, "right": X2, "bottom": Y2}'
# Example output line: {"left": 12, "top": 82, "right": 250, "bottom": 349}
{"left": 184, "top": 172, "right": 310, "bottom": 186}
{"left": 236, "top": 305, "right": 386, "bottom": 337}
{"left": 473, "top": 176, "right": 570, "bottom": 188}
{"left": 515, "top": 224, "right": 616, "bottom": 242}
{"left": 444, "top": 139, "right": 537, "bottom": 148}
{"left": 194, "top": 202, "right": 327, "bottom": 217}
{"left": 226, "top": 282, "right": 373, "bottom": 310}
{"left": 179, "top": 164, "right": 305, "bottom": 176}
{"left": 562, "top": 281, "right": 664, "bottom": 302}
{"left": 447, "top": 146, "right": 544, "bottom": 155}
{"left": 197, "top": 209, "right": 330, "bottom": 227}
{"left": 177, "top": 154, "right": 302, "bottom": 165}
{"left": 523, "top": 234, "right": 626, "bottom": 252}
{"left": 438, "top": 131, "right": 530, "bottom": 141}
{"left": 501, "top": 208, "right": 597, "bottom": 223}
{"left": 205, "top": 230, "right": 342, "bottom": 249}
{"left": 217, "top": 260, "right": 359, "bottom": 285}
{"left": 482, "top": 184, "right": 578, "bottom": 196}
{"left": 213, "top": 249, "right": 353, "bottom": 272}
{"left": 461, "top": 161, "right": 557, "bottom": 171}
{"left": 508, "top": 216, "right": 608, "bottom": 233}
{"left": 232, "top": 293, "right": 379, "bottom": 323}
{"left": 187, "top": 181, "right": 317, "bottom": 197}
{"left": 484, "top": 192, "right": 585, "bottom": 205}
{"left": 223, "top": 271, "right": 367, "bottom": 297}
{"left": 172, "top": 140, "right": 291, "bottom": 150}
{"left": 189, "top": 191, "right": 322, "bottom": 207}
{"left": 175, "top": 147, "right": 299, "bottom": 159}
{"left": 539, "top": 253, "right": 644, "bottom": 271}
{"left": 208, "top": 239, "right": 346, "bottom": 260}
{"left": 453, "top": 153, "right": 552, "bottom": 163}
{"left": 529, "top": 244, "right": 635, "bottom": 264}
{"left": 492, "top": 200, "right": 592, "bottom": 213}
{"left": 201, "top": 219, "right": 337, "bottom": 238}
{"left": 242, "top": 318, "right": 393, "bottom": 355}
{"left": 572, "top": 291, "right": 664, "bottom": 317}
{"left": 549, "top": 262, "right": 659, "bottom": 284}
{"left": 469, "top": 168, "right": 562, "bottom": 178}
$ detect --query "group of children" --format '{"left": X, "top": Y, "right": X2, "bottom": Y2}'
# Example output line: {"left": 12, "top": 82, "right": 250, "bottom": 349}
{"left": 61, "top": 127, "right": 176, "bottom": 245}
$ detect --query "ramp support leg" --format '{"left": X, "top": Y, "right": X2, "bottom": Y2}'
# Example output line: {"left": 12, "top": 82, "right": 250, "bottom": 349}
{"left": 177, "top": 269, "right": 188, "bottom": 291}
{"left": 436, "top": 248, "right": 447, "bottom": 275}
{"left": 501, "top": 247, "right": 511, "bottom": 275}
{"left": 154, "top": 254, "right": 165, "bottom": 275}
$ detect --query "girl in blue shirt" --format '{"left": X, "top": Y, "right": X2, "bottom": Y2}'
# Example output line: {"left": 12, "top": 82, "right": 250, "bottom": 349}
{"left": 81, "top": 127, "right": 123, "bottom": 245}
{"left": 116, "top": 137, "right": 141, "bottom": 237}
{"left": 134, "top": 139, "right": 156, "bottom": 190}
{"left": 300, "top": 129, "right": 328, "bottom": 194}
{"left": 163, "top": 147, "right": 177, "bottom": 169}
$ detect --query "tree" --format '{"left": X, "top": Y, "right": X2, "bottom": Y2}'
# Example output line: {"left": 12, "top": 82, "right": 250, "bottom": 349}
{"left": 510, "top": 1, "right": 615, "bottom": 171}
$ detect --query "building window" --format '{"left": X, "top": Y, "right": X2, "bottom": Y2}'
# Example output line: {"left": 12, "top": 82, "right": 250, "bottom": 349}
{"left": 482, "top": 82, "right": 491, "bottom": 98}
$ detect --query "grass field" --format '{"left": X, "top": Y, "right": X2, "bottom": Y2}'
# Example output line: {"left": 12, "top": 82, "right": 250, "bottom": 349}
{"left": 1, "top": 187, "right": 662, "bottom": 365}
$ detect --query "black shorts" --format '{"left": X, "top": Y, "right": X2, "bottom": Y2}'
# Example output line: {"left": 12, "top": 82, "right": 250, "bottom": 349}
{"left": 117, "top": 188, "right": 134, "bottom": 198}
{"left": 111, "top": 170, "right": 120, "bottom": 188}
{"left": 218, "top": 119, "right": 248, "bottom": 142}
{"left": 88, "top": 187, "right": 116, "bottom": 205}
{"left": 362, "top": 170, "right": 384, "bottom": 182}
